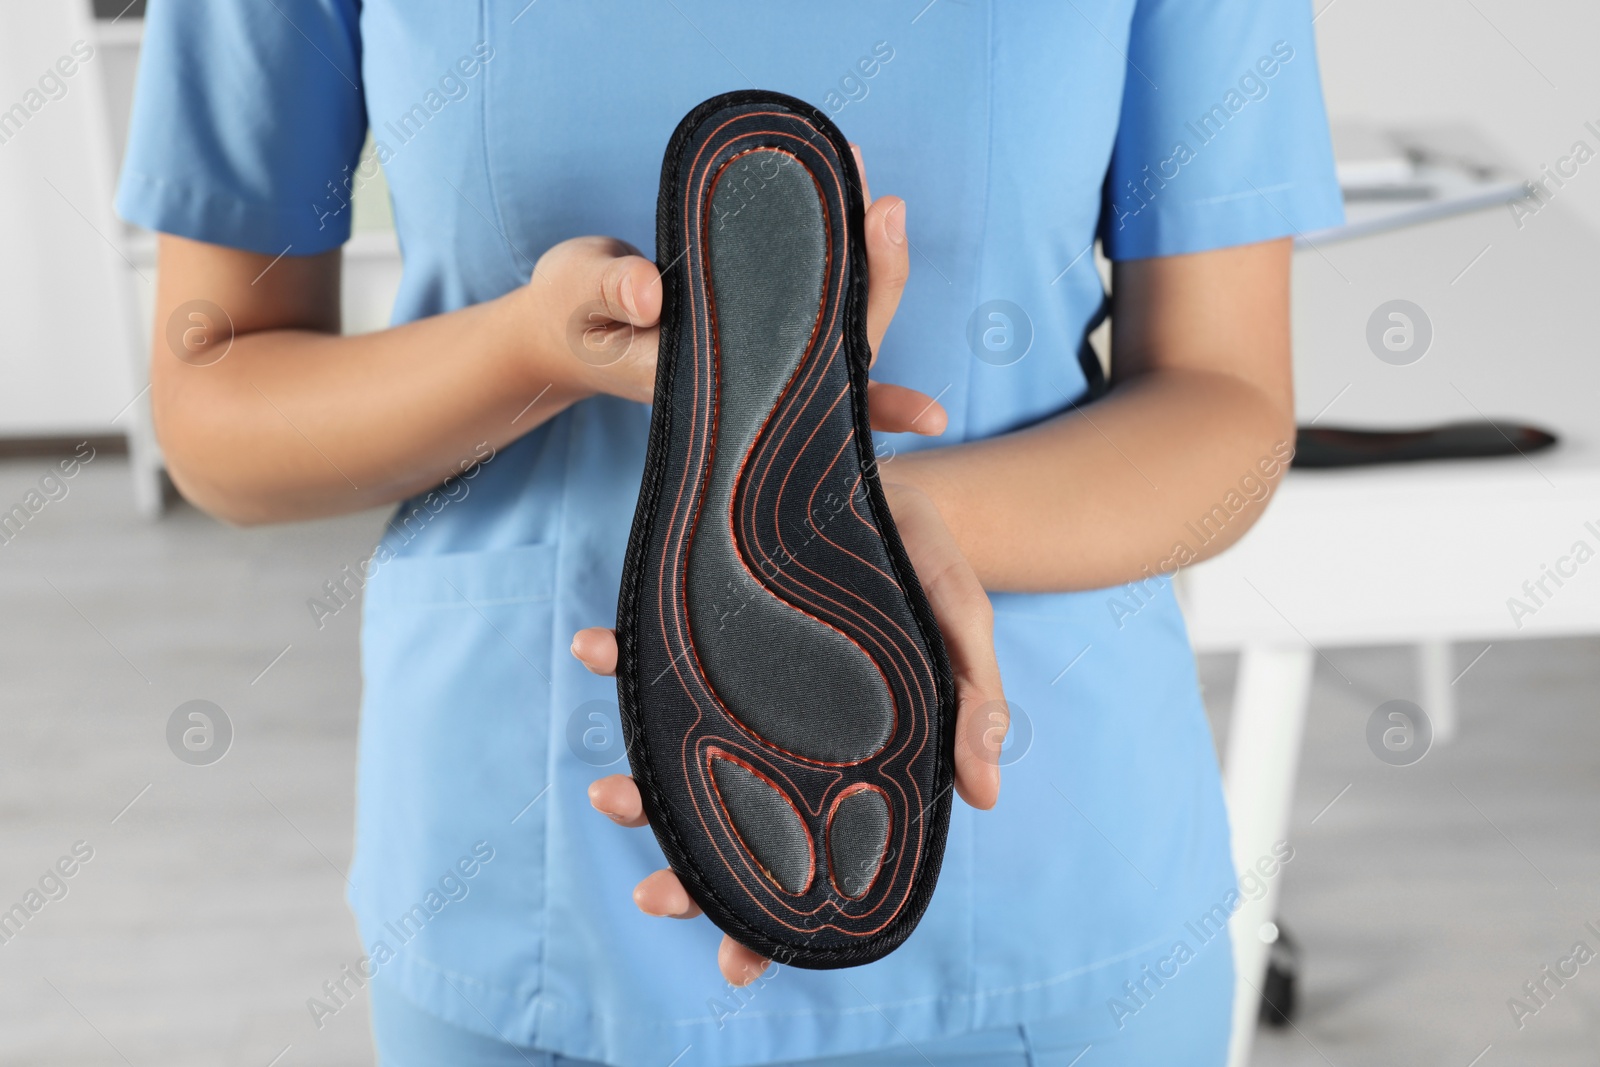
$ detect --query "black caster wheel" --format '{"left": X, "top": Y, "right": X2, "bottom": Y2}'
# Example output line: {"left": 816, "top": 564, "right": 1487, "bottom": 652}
{"left": 1258, "top": 921, "right": 1299, "bottom": 1028}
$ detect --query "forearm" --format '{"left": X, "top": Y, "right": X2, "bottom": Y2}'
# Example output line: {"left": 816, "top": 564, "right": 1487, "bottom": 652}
{"left": 891, "top": 367, "right": 1295, "bottom": 593}
{"left": 150, "top": 233, "right": 664, "bottom": 525}
{"left": 156, "top": 290, "right": 566, "bottom": 524}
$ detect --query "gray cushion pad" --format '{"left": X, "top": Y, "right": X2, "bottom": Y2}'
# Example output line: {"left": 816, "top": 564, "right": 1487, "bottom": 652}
{"left": 685, "top": 149, "right": 897, "bottom": 767}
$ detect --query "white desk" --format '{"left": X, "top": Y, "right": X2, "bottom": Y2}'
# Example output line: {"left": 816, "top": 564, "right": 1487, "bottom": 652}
{"left": 1184, "top": 203, "right": 1600, "bottom": 1065}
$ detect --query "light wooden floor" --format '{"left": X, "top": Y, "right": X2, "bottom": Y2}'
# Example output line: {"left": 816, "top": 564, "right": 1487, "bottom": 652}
{"left": 1199, "top": 638, "right": 1600, "bottom": 1063}
{"left": 0, "top": 456, "right": 385, "bottom": 1067}
{"left": 1, "top": 457, "right": 1596, "bottom": 1065}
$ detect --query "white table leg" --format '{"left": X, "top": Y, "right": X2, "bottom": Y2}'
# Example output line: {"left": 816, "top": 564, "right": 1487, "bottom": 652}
{"left": 1223, "top": 644, "right": 1315, "bottom": 1067}
{"left": 125, "top": 405, "right": 166, "bottom": 519}
{"left": 1418, "top": 640, "right": 1456, "bottom": 744}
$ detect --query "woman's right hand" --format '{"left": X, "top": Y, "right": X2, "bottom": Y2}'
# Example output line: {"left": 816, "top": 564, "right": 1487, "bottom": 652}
{"left": 520, "top": 141, "right": 895, "bottom": 411}
{"left": 148, "top": 148, "right": 899, "bottom": 527}
{"left": 521, "top": 236, "right": 663, "bottom": 406}
{"left": 150, "top": 231, "right": 662, "bottom": 524}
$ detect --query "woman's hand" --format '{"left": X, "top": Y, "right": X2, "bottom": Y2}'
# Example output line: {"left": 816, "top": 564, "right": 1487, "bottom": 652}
{"left": 570, "top": 150, "right": 1008, "bottom": 986}
{"left": 572, "top": 481, "right": 1006, "bottom": 986}
{"left": 526, "top": 147, "right": 929, "bottom": 422}
{"left": 519, "top": 235, "right": 663, "bottom": 406}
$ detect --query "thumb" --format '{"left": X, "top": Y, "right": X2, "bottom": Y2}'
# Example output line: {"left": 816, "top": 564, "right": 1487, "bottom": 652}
{"left": 551, "top": 238, "right": 662, "bottom": 373}
{"left": 590, "top": 243, "right": 663, "bottom": 328}
{"left": 863, "top": 196, "right": 909, "bottom": 363}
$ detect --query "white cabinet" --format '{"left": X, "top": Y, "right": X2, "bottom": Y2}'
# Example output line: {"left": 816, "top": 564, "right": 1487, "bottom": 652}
{"left": 0, "top": 1, "right": 142, "bottom": 444}
{"left": 1, "top": 1, "right": 403, "bottom": 515}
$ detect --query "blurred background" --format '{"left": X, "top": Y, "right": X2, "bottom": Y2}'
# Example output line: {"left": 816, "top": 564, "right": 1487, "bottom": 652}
{"left": 2, "top": 0, "right": 1598, "bottom": 1064}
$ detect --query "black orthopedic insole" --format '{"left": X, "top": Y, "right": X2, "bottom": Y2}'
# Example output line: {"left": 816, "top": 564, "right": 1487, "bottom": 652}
{"left": 614, "top": 91, "right": 957, "bottom": 968}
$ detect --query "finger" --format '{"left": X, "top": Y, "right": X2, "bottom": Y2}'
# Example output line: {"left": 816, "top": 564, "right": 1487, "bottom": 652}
{"left": 850, "top": 143, "right": 871, "bottom": 204}
{"left": 719, "top": 935, "right": 771, "bottom": 987}
{"left": 571, "top": 627, "right": 619, "bottom": 676}
{"left": 954, "top": 684, "right": 1010, "bottom": 810}
{"left": 882, "top": 485, "right": 1005, "bottom": 810}
{"left": 634, "top": 869, "right": 703, "bottom": 918}
{"left": 867, "top": 381, "right": 948, "bottom": 436}
{"left": 595, "top": 251, "right": 663, "bottom": 328}
{"left": 587, "top": 774, "right": 648, "bottom": 827}
{"left": 863, "top": 196, "right": 908, "bottom": 363}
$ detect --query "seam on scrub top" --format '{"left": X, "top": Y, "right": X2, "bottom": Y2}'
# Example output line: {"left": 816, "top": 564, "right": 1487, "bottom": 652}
{"left": 1185, "top": 181, "right": 1298, "bottom": 207}
{"left": 565, "top": 932, "right": 1175, "bottom": 1030}
{"left": 119, "top": 170, "right": 347, "bottom": 251}
{"left": 957, "top": 0, "right": 996, "bottom": 458}
{"left": 401, "top": 948, "right": 503, "bottom": 995}
{"left": 988, "top": 586, "right": 1179, "bottom": 623}
{"left": 962, "top": 0, "right": 998, "bottom": 1025}
{"left": 372, "top": 594, "right": 556, "bottom": 612}
{"left": 380, "top": 930, "right": 1171, "bottom": 1031}
{"left": 477, "top": 0, "right": 523, "bottom": 286}
{"left": 536, "top": 409, "right": 580, "bottom": 1023}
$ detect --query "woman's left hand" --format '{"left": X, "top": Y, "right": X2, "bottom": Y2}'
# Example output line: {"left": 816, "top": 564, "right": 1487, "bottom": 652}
{"left": 571, "top": 148, "right": 1009, "bottom": 987}
{"left": 572, "top": 471, "right": 1005, "bottom": 986}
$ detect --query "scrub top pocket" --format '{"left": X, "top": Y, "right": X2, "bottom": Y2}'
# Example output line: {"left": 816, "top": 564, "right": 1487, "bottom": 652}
{"left": 350, "top": 542, "right": 558, "bottom": 1018}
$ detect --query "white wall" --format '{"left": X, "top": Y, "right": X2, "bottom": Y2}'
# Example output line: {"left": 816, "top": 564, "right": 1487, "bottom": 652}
{"left": 1314, "top": 0, "right": 1600, "bottom": 231}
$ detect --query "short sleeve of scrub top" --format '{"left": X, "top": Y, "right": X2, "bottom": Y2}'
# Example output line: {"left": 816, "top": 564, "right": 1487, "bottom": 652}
{"left": 117, "top": 0, "right": 367, "bottom": 256}
{"left": 118, "top": 3, "right": 1342, "bottom": 1067}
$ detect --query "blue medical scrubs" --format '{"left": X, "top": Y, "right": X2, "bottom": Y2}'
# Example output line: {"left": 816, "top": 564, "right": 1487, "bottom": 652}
{"left": 118, "top": 3, "right": 1342, "bottom": 1065}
